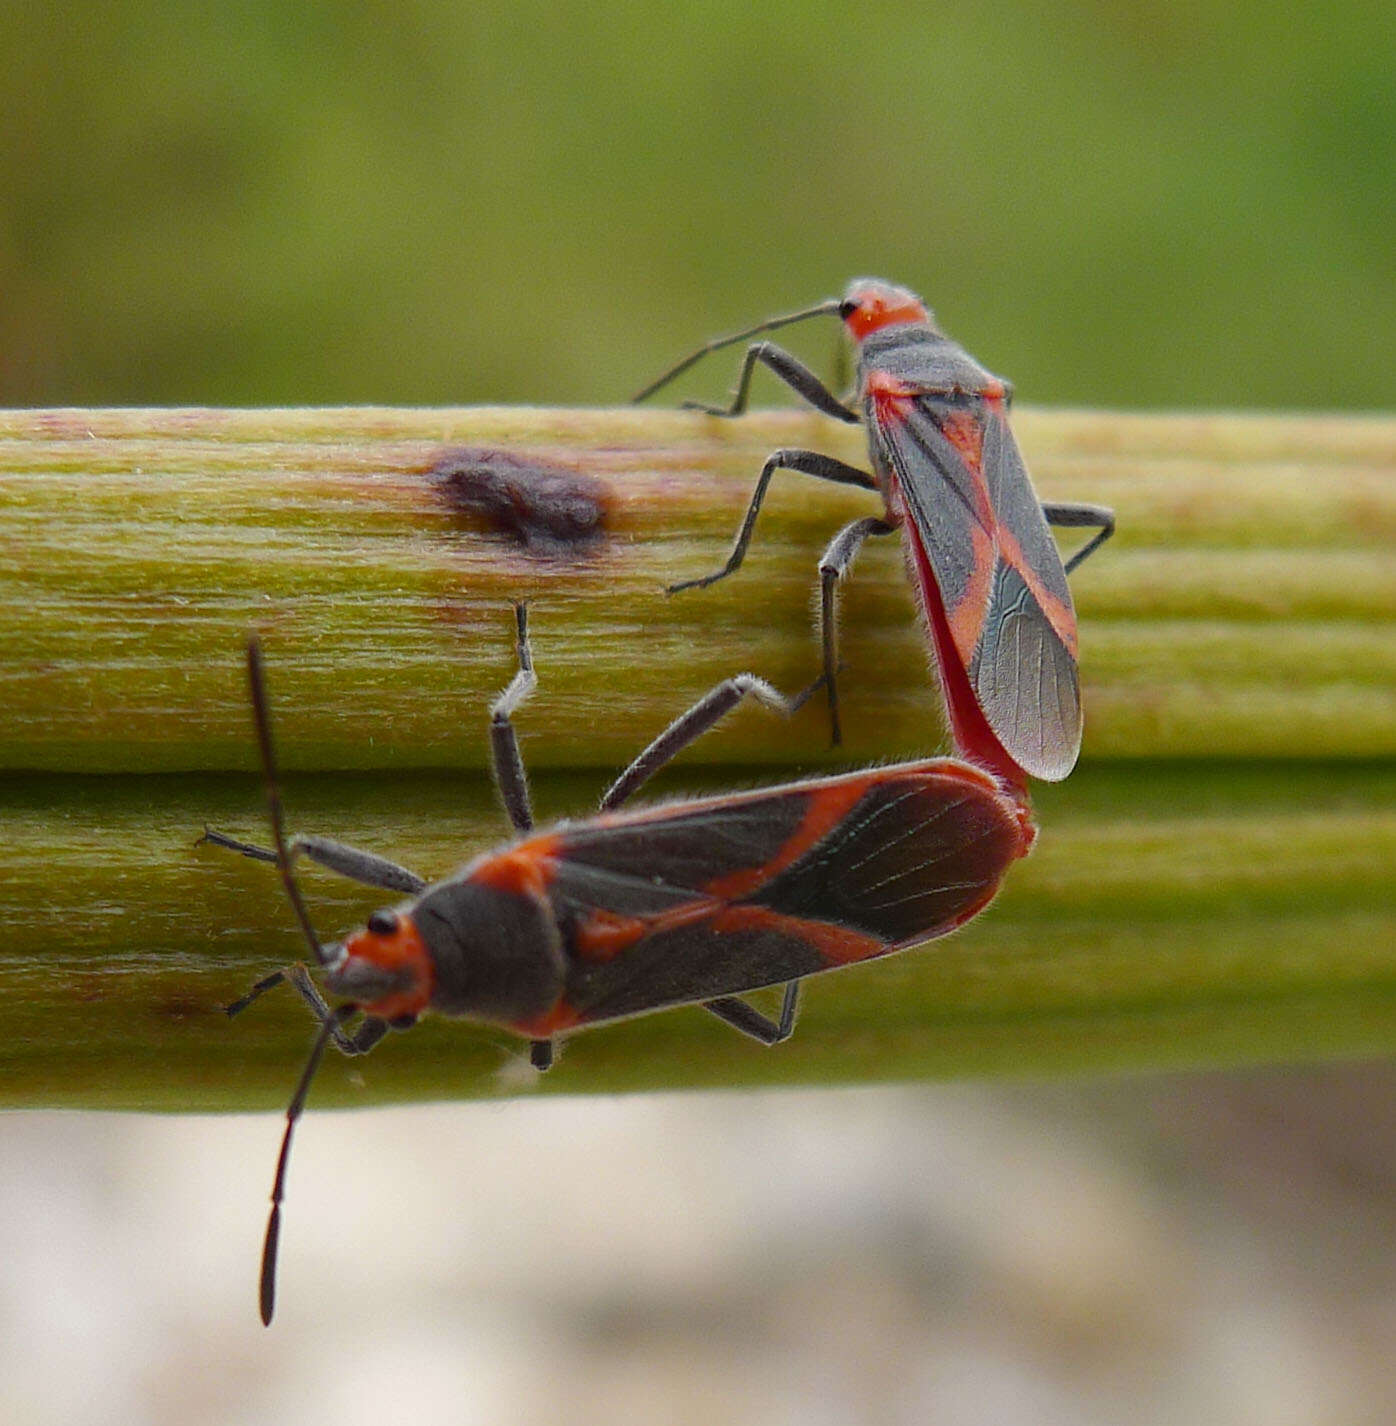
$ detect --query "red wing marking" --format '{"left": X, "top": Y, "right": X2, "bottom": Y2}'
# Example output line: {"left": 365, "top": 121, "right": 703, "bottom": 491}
{"left": 572, "top": 896, "right": 723, "bottom": 963}
{"left": 702, "top": 780, "right": 871, "bottom": 900}
{"left": 978, "top": 404, "right": 1077, "bottom": 654}
{"left": 935, "top": 407, "right": 986, "bottom": 475}
{"left": 993, "top": 523, "right": 1078, "bottom": 658}
{"left": 866, "top": 369, "right": 918, "bottom": 427}
{"left": 884, "top": 396, "right": 1077, "bottom": 661}
{"left": 709, "top": 904, "right": 885, "bottom": 967}
{"left": 470, "top": 835, "right": 561, "bottom": 899}
{"left": 933, "top": 405, "right": 997, "bottom": 667}
{"left": 891, "top": 482, "right": 1025, "bottom": 789}
{"left": 510, "top": 1001, "right": 586, "bottom": 1038}
{"left": 574, "top": 901, "right": 887, "bottom": 975}
{"left": 944, "top": 518, "right": 997, "bottom": 665}
{"left": 571, "top": 907, "right": 648, "bottom": 961}
{"left": 925, "top": 406, "right": 1055, "bottom": 667}
{"left": 574, "top": 766, "right": 988, "bottom": 960}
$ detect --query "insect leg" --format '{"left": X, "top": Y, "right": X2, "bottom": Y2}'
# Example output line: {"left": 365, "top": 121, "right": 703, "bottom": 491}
{"left": 280, "top": 964, "right": 389, "bottom": 1054}
{"left": 599, "top": 672, "right": 822, "bottom": 812}
{"left": 669, "top": 449, "right": 877, "bottom": 596}
{"left": 226, "top": 962, "right": 387, "bottom": 1057}
{"left": 681, "top": 341, "right": 861, "bottom": 422}
{"left": 818, "top": 515, "right": 898, "bottom": 745}
{"left": 1041, "top": 501, "right": 1116, "bottom": 575}
{"left": 702, "top": 980, "right": 802, "bottom": 1046}
{"left": 198, "top": 828, "right": 426, "bottom": 894}
{"left": 224, "top": 969, "right": 290, "bottom": 1017}
{"left": 530, "top": 1039, "right": 554, "bottom": 1071}
{"left": 489, "top": 601, "right": 537, "bottom": 833}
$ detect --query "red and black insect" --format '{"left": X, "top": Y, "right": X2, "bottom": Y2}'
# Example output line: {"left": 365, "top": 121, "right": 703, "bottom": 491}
{"left": 204, "top": 606, "right": 1034, "bottom": 1323}
{"left": 635, "top": 278, "right": 1116, "bottom": 785}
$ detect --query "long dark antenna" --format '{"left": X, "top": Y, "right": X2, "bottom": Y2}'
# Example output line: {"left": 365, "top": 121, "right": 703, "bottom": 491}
{"left": 246, "top": 638, "right": 331, "bottom": 968}
{"left": 259, "top": 1004, "right": 351, "bottom": 1325}
{"left": 632, "top": 298, "right": 842, "bottom": 404}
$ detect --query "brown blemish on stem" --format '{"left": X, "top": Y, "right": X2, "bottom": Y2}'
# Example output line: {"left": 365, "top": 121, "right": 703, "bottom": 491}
{"left": 426, "top": 447, "right": 611, "bottom": 555}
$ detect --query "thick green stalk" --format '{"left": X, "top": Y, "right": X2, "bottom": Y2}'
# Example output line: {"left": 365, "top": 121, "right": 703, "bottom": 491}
{"left": 2, "top": 406, "right": 1392, "bottom": 771}
{"left": 0, "top": 406, "right": 1392, "bottom": 1109}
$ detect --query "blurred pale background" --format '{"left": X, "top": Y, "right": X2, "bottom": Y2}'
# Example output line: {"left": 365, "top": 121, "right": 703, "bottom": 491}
{"left": 2, "top": 2, "right": 1393, "bottom": 1422}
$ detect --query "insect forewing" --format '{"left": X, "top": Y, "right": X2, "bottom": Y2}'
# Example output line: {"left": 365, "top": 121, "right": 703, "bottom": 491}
{"left": 528, "top": 763, "right": 1030, "bottom": 1025}
{"left": 874, "top": 386, "right": 1083, "bottom": 782}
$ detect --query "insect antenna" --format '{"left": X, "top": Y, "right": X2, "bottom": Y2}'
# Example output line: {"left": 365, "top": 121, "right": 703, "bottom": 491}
{"left": 246, "top": 637, "right": 332, "bottom": 969}
{"left": 259, "top": 1003, "right": 352, "bottom": 1325}
{"left": 632, "top": 297, "right": 842, "bottom": 403}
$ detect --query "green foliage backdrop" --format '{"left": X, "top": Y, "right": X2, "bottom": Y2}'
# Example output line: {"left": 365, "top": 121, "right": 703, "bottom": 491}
{"left": 3, "top": 1, "right": 1392, "bottom": 410}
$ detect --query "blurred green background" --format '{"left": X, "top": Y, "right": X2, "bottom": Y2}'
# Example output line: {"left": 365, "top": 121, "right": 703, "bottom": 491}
{"left": 3, "top": 0, "right": 1392, "bottom": 411}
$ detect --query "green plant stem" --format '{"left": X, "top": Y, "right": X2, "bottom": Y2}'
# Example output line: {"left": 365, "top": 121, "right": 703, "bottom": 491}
{"left": 1, "top": 406, "right": 1392, "bottom": 772}
{"left": 0, "top": 405, "right": 1393, "bottom": 1108}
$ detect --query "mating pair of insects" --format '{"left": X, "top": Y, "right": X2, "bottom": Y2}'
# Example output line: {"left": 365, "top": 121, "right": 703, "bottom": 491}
{"left": 211, "top": 279, "right": 1114, "bottom": 1322}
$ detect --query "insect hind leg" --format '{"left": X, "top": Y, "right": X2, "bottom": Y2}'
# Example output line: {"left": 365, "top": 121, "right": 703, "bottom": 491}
{"left": 599, "top": 672, "right": 824, "bottom": 813}
{"left": 1042, "top": 501, "right": 1115, "bottom": 575}
{"left": 702, "top": 981, "right": 802, "bottom": 1046}
{"left": 818, "top": 515, "right": 897, "bottom": 745}
{"left": 224, "top": 968, "right": 289, "bottom": 1018}
{"left": 489, "top": 601, "right": 538, "bottom": 834}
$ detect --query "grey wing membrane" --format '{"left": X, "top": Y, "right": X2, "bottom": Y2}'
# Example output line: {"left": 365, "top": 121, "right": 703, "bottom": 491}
{"left": 878, "top": 397, "right": 1082, "bottom": 781}
{"left": 975, "top": 411, "right": 1082, "bottom": 779}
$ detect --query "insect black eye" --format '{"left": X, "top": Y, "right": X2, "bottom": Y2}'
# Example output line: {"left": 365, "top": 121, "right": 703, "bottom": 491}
{"left": 367, "top": 909, "right": 399, "bottom": 936}
{"left": 838, "top": 298, "right": 858, "bottom": 319}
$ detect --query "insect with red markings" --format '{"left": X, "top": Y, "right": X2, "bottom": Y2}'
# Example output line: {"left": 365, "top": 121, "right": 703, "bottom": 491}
{"left": 635, "top": 279, "right": 1116, "bottom": 785}
{"left": 203, "top": 605, "right": 1034, "bottom": 1322}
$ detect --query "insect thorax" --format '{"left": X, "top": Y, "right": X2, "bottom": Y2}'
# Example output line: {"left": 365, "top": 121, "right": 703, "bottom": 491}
{"left": 413, "top": 880, "right": 566, "bottom": 1024}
